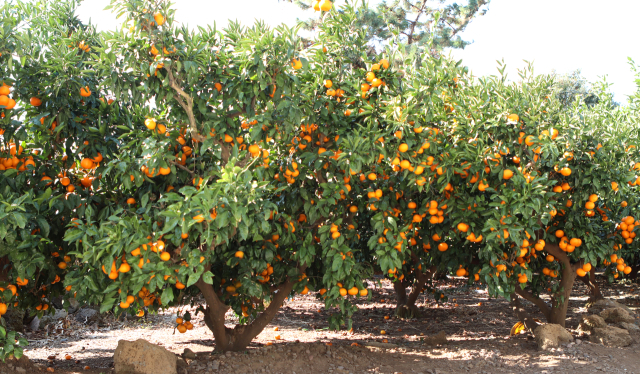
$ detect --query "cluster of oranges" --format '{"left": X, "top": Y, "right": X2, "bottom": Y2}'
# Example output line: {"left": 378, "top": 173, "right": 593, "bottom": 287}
{"left": 0, "top": 82, "right": 17, "bottom": 113}
{"left": 312, "top": 0, "right": 333, "bottom": 12}
{"left": 175, "top": 317, "right": 194, "bottom": 333}
{"left": 0, "top": 142, "right": 36, "bottom": 171}
{"left": 616, "top": 215, "right": 638, "bottom": 245}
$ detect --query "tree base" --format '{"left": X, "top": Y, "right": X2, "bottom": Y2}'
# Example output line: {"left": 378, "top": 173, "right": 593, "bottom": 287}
{"left": 395, "top": 304, "right": 420, "bottom": 319}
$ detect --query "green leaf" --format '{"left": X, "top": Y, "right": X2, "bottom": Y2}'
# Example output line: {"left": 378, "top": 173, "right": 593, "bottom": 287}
{"left": 202, "top": 271, "right": 214, "bottom": 284}
{"left": 161, "top": 287, "right": 174, "bottom": 305}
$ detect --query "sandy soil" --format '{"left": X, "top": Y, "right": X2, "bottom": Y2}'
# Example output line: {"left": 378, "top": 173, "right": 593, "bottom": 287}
{"left": 3, "top": 275, "right": 639, "bottom": 374}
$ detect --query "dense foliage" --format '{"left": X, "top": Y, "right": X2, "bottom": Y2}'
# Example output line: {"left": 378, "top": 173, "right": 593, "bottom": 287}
{"left": 0, "top": 0, "right": 638, "bottom": 356}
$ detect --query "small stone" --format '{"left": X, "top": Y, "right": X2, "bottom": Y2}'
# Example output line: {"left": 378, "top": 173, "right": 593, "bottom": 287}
{"left": 210, "top": 360, "right": 219, "bottom": 370}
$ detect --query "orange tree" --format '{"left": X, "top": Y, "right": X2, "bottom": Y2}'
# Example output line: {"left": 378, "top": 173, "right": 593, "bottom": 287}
{"left": 0, "top": 0, "right": 113, "bottom": 359}
{"left": 51, "top": 0, "right": 404, "bottom": 351}
{"left": 2, "top": 0, "right": 640, "bottom": 356}
{"left": 367, "top": 59, "right": 640, "bottom": 328}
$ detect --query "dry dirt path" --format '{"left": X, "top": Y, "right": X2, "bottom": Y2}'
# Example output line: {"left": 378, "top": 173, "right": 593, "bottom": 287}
{"left": 2, "top": 277, "right": 638, "bottom": 374}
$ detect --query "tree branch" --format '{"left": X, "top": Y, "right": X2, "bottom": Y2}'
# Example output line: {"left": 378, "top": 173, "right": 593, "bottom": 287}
{"left": 514, "top": 286, "right": 551, "bottom": 320}
{"left": 168, "top": 160, "right": 196, "bottom": 176}
{"left": 165, "top": 66, "right": 205, "bottom": 142}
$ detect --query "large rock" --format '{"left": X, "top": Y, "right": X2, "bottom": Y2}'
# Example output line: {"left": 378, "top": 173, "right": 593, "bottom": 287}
{"left": 578, "top": 315, "right": 607, "bottom": 334}
{"left": 114, "top": 339, "right": 177, "bottom": 374}
{"left": 534, "top": 324, "right": 573, "bottom": 350}
{"left": 590, "top": 327, "right": 634, "bottom": 347}
{"left": 600, "top": 308, "right": 636, "bottom": 324}
{"left": 619, "top": 322, "right": 640, "bottom": 332}
{"left": 74, "top": 307, "right": 100, "bottom": 324}
{"left": 38, "top": 308, "right": 68, "bottom": 329}
{"left": 589, "top": 299, "right": 633, "bottom": 315}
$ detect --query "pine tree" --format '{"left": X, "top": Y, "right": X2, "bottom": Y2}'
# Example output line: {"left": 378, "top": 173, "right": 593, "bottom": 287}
{"left": 292, "top": 0, "right": 490, "bottom": 55}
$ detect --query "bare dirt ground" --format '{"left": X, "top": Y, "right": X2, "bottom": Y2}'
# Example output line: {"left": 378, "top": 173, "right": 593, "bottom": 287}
{"left": 3, "top": 275, "right": 639, "bottom": 374}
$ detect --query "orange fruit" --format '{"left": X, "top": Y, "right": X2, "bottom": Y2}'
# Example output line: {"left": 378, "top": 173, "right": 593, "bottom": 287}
{"left": 30, "top": 97, "right": 42, "bottom": 106}
{"left": 80, "top": 86, "right": 91, "bottom": 97}
{"left": 80, "top": 158, "right": 94, "bottom": 169}
{"left": 145, "top": 118, "right": 156, "bottom": 130}
{"left": 153, "top": 12, "right": 165, "bottom": 26}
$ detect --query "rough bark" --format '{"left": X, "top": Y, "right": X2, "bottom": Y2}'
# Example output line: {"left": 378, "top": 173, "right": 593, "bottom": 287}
{"left": 510, "top": 242, "right": 581, "bottom": 328}
{"left": 394, "top": 266, "right": 436, "bottom": 319}
{"left": 196, "top": 266, "right": 305, "bottom": 352}
{"left": 539, "top": 242, "right": 581, "bottom": 327}
{"left": 629, "top": 263, "right": 640, "bottom": 280}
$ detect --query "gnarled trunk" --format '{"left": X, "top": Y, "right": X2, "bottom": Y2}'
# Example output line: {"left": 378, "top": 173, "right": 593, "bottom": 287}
{"left": 196, "top": 266, "right": 304, "bottom": 352}
{"left": 512, "top": 242, "right": 581, "bottom": 328}
{"left": 394, "top": 265, "right": 436, "bottom": 319}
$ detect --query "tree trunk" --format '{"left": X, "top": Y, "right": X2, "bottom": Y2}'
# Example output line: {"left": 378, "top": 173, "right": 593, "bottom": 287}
{"left": 629, "top": 263, "right": 640, "bottom": 280}
{"left": 578, "top": 271, "right": 604, "bottom": 303}
{"left": 546, "top": 245, "right": 581, "bottom": 328}
{"left": 512, "top": 241, "right": 581, "bottom": 328}
{"left": 196, "top": 266, "right": 304, "bottom": 352}
{"left": 394, "top": 266, "right": 436, "bottom": 319}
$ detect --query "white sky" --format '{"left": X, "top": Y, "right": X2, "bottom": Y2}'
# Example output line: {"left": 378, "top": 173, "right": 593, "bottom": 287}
{"left": 76, "top": 0, "right": 640, "bottom": 103}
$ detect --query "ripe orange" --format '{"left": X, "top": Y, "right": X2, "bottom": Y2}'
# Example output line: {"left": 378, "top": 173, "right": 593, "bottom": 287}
{"left": 320, "top": 0, "right": 332, "bottom": 11}
{"left": 160, "top": 252, "right": 171, "bottom": 261}
{"left": 80, "top": 158, "right": 94, "bottom": 169}
{"left": 30, "top": 97, "right": 42, "bottom": 106}
{"left": 145, "top": 118, "right": 156, "bottom": 130}
{"left": 80, "top": 86, "right": 91, "bottom": 97}
{"left": 559, "top": 167, "right": 571, "bottom": 176}
{"left": 235, "top": 251, "right": 244, "bottom": 258}
{"left": 502, "top": 169, "right": 513, "bottom": 180}
{"left": 291, "top": 59, "right": 302, "bottom": 70}
{"left": 153, "top": 12, "right": 165, "bottom": 26}
{"left": 398, "top": 143, "right": 408, "bottom": 152}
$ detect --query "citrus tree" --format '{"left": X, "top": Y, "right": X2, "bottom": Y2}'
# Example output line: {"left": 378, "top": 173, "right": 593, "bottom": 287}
{"left": 3, "top": 0, "right": 414, "bottom": 352}
{"left": 2, "top": 0, "right": 639, "bottom": 357}
{"left": 367, "top": 57, "right": 640, "bottom": 328}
